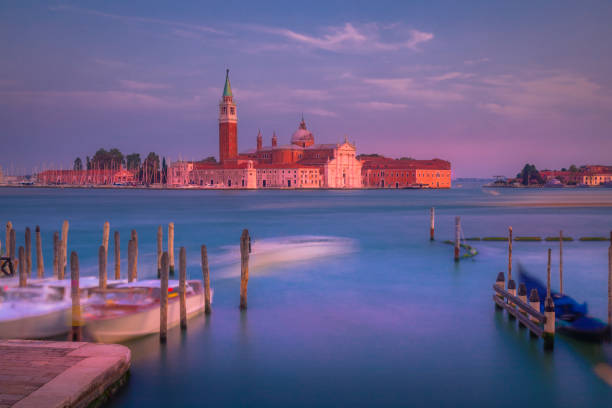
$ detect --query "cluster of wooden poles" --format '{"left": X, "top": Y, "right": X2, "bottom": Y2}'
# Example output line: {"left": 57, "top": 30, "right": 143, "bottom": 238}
{"left": 494, "top": 228, "right": 612, "bottom": 349}
{"left": 494, "top": 229, "right": 557, "bottom": 350}
{"left": 3, "top": 220, "right": 253, "bottom": 344}
{"left": 428, "top": 208, "right": 463, "bottom": 261}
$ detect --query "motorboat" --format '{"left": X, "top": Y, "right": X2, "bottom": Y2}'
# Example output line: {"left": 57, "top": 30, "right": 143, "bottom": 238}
{"left": 0, "top": 277, "right": 123, "bottom": 339}
{"left": 83, "top": 279, "right": 208, "bottom": 343}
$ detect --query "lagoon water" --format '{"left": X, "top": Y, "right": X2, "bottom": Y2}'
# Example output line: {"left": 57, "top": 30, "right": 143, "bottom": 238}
{"left": 1, "top": 184, "right": 612, "bottom": 407}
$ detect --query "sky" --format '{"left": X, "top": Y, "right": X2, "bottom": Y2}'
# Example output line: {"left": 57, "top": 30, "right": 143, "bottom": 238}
{"left": 1, "top": 0, "right": 611, "bottom": 177}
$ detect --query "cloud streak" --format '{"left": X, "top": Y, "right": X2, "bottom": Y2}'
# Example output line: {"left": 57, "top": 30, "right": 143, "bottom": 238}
{"left": 51, "top": 5, "right": 225, "bottom": 35}
{"left": 249, "top": 23, "right": 433, "bottom": 53}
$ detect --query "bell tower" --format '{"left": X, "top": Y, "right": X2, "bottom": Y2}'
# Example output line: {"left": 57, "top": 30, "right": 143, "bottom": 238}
{"left": 219, "top": 69, "right": 237, "bottom": 163}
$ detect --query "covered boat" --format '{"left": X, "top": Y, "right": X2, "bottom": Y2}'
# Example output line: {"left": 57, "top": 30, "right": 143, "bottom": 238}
{"left": 517, "top": 264, "right": 610, "bottom": 341}
{"left": 83, "top": 279, "right": 208, "bottom": 343}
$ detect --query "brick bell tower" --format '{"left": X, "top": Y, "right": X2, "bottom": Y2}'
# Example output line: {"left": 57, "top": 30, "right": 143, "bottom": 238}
{"left": 219, "top": 69, "right": 237, "bottom": 163}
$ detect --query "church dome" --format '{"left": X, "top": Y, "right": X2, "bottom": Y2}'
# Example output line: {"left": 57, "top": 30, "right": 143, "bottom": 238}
{"left": 291, "top": 117, "right": 315, "bottom": 147}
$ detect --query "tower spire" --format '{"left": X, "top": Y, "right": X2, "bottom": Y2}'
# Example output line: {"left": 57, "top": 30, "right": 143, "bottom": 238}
{"left": 223, "top": 69, "right": 232, "bottom": 98}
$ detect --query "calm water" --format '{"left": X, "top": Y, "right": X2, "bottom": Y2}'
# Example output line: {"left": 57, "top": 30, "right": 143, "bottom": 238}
{"left": 2, "top": 184, "right": 612, "bottom": 407}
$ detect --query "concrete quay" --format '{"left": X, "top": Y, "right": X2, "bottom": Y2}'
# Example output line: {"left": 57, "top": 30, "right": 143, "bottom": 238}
{"left": 0, "top": 340, "right": 130, "bottom": 408}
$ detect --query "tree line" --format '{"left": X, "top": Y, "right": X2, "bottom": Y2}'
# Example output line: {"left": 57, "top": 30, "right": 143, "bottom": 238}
{"left": 73, "top": 148, "right": 168, "bottom": 184}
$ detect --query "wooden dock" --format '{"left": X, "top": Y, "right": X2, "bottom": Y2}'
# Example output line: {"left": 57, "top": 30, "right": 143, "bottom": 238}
{"left": 0, "top": 340, "right": 130, "bottom": 408}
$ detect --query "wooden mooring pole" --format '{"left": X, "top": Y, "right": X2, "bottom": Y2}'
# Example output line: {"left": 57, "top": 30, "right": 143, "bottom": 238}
{"left": 518, "top": 283, "right": 527, "bottom": 327}
{"left": 201, "top": 245, "right": 211, "bottom": 314}
{"left": 430, "top": 207, "right": 435, "bottom": 241}
{"left": 528, "top": 289, "right": 540, "bottom": 338}
{"left": 608, "top": 231, "right": 611, "bottom": 329}
{"left": 179, "top": 247, "right": 187, "bottom": 330}
{"left": 495, "top": 272, "right": 505, "bottom": 309}
{"left": 454, "top": 217, "right": 460, "bottom": 262}
{"left": 160, "top": 252, "right": 169, "bottom": 343}
{"left": 9, "top": 228, "right": 15, "bottom": 262}
{"left": 544, "top": 248, "right": 555, "bottom": 349}
{"left": 169, "top": 223, "right": 175, "bottom": 275}
{"left": 127, "top": 239, "right": 135, "bottom": 282}
{"left": 114, "top": 231, "right": 120, "bottom": 280}
{"left": 70, "top": 251, "right": 81, "bottom": 341}
{"left": 53, "top": 231, "right": 59, "bottom": 278}
{"left": 35, "top": 226, "right": 43, "bottom": 278}
{"left": 25, "top": 227, "right": 31, "bottom": 277}
{"left": 5, "top": 222, "right": 11, "bottom": 257}
{"left": 559, "top": 230, "right": 564, "bottom": 295}
{"left": 240, "top": 229, "right": 250, "bottom": 310}
{"left": 546, "top": 248, "right": 551, "bottom": 299}
{"left": 102, "top": 221, "right": 109, "bottom": 254}
{"left": 157, "top": 226, "right": 162, "bottom": 278}
{"left": 508, "top": 227, "right": 513, "bottom": 281}
{"left": 98, "top": 245, "right": 107, "bottom": 290}
{"left": 61, "top": 220, "right": 69, "bottom": 278}
{"left": 131, "top": 230, "right": 138, "bottom": 280}
{"left": 18, "top": 246, "right": 26, "bottom": 287}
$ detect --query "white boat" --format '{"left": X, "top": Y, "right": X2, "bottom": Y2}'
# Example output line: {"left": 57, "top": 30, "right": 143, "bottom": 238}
{"left": 0, "top": 277, "right": 125, "bottom": 339}
{"left": 83, "top": 279, "right": 209, "bottom": 343}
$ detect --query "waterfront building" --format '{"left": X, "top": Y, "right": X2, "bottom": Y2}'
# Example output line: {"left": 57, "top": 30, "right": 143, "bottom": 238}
{"left": 540, "top": 165, "right": 612, "bottom": 186}
{"left": 361, "top": 157, "right": 451, "bottom": 188}
{"left": 582, "top": 165, "right": 612, "bottom": 185}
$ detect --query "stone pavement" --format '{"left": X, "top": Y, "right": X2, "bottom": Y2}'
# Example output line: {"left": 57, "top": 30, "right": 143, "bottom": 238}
{"left": 0, "top": 340, "right": 130, "bottom": 408}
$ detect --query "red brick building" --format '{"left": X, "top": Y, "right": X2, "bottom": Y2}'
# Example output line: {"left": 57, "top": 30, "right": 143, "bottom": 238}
{"left": 361, "top": 157, "right": 451, "bottom": 188}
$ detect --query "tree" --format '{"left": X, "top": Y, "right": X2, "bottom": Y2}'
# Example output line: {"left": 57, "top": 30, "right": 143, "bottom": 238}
{"left": 357, "top": 153, "right": 384, "bottom": 160}
{"left": 73, "top": 157, "right": 83, "bottom": 171}
{"left": 517, "top": 163, "right": 544, "bottom": 185}
{"left": 201, "top": 156, "right": 217, "bottom": 163}
{"left": 569, "top": 164, "right": 578, "bottom": 172}
{"left": 143, "top": 152, "right": 160, "bottom": 184}
{"left": 161, "top": 157, "right": 168, "bottom": 184}
{"left": 91, "top": 148, "right": 125, "bottom": 169}
{"left": 86, "top": 156, "right": 91, "bottom": 170}
{"left": 399, "top": 157, "right": 415, "bottom": 161}
{"left": 126, "top": 153, "right": 141, "bottom": 171}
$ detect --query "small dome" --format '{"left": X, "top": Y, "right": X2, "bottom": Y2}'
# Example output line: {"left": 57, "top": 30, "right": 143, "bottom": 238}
{"left": 291, "top": 117, "right": 315, "bottom": 147}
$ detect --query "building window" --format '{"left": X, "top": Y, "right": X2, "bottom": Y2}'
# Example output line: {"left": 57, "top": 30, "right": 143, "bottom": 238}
{"left": 230, "top": 107, "right": 235, "bottom": 115}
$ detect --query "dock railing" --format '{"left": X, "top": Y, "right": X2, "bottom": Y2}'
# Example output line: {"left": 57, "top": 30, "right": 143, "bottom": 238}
{"left": 493, "top": 271, "right": 555, "bottom": 349}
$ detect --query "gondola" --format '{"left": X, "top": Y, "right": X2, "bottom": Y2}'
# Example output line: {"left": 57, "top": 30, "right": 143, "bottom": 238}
{"left": 517, "top": 264, "right": 610, "bottom": 342}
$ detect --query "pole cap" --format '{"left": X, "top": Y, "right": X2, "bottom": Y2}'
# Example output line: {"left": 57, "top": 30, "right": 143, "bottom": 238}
{"left": 518, "top": 283, "right": 527, "bottom": 296}
{"left": 496, "top": 272, "right": 505, "bottom": 282}
{"left": 529, "top": 288, "right": 540, "bottom": 302}
{"left": 507, "top": 279, "right": 516, "bottom": 290}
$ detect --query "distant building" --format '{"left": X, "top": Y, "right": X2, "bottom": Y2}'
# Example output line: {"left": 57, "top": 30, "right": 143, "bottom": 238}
{"left": 541, "top": 165, "right": 612, "bottom": 186}
{"left": 582, "top": 165, "right": 612, "bottom": 186}
{"left": 37, "top": 168, "right": 136, "bottom": 185}
{"left": 361, "top": 157, "right": 451, "bottom": 188}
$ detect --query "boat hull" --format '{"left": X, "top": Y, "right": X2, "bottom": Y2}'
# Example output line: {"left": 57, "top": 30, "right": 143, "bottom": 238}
{"left": 0, "top": 303, "right": 70, "bottom": 339}
{"left": 85, "top": 293, "right": 205, "bottom": 343}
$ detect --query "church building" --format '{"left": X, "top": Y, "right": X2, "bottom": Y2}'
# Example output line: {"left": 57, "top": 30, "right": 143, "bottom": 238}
{"left": 168, "top": 70, "right": 363, "bottom": 189}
